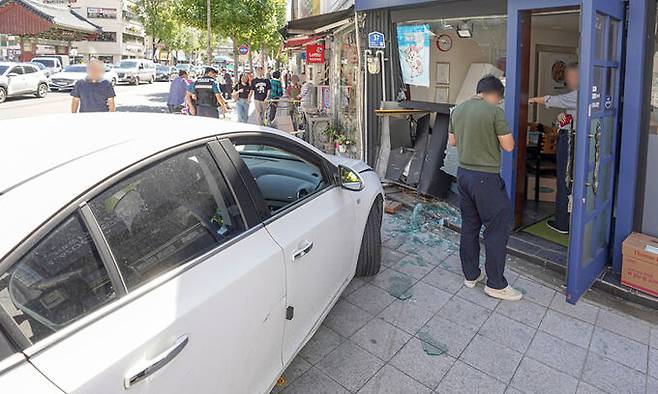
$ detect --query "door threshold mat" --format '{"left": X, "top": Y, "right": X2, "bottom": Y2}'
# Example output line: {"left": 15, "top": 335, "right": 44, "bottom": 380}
{"left": 521, "top": 217, "right": 569, "bottom": 247}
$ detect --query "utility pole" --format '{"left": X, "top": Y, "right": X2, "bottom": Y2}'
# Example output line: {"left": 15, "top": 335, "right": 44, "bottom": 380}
{"left": 206, "top": 0, "right": 212, "bottom": 64}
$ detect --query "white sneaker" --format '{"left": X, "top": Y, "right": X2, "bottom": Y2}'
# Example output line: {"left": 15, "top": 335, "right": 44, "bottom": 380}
{"left": 484, "top": 285, "right": 523, "bottom": 301}
{"left": 464, "top": 272, "right": 485, "bottom": 288}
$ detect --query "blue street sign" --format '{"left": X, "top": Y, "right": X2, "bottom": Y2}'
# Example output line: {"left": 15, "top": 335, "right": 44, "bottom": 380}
{"left": 368, "top": 31, "right": 385, "bottom": 49}
{"left": 238, "top": 45, "right": 249, "bottom": 56}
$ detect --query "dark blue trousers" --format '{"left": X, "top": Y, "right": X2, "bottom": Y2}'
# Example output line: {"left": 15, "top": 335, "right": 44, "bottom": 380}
{"left": 554, "top": 130, "right": 570, "bottom": 231}
{"left": 457, "top": 168, "right": 512, "bottom": 290}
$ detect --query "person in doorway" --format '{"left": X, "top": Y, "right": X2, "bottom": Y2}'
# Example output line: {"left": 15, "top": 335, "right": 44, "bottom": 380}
{"left": 299, "top": 73, "right": 314, "bottom": 112}
{"left": 251, "top": 67, "right": 271, "bottom": 125}
{"left": 166, "top": 70, "right": 189, "bottom": 113}
{"left": 233, "top": 73, "right": 252, "bottom": 123}
{"left": 185, "top": 66, "right": 228, "bottom": 118}
{"left": 448, "top": 75, "right": 522, "bottom": 301}
{"left": 70, "top": 59, "right": 116, "bottom": 113}
{"left": 528, "top": 62, "right": 578, "bottom": 234}
{"left": 267, "top": 70, "right": 284, "bottom": 124}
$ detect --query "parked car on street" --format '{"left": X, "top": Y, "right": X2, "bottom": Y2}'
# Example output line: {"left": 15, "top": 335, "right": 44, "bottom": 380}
{"left": 0, "top": 62, "right": 49, "bottom": 103}
{"left": 49, "top": 64, "right": 118, "bottom": 91}
{"left": 175, "top": 63, "right": 196, "bottom": 78}
{"left": 155, "top": 64, "right": 177, "bottom": 81}
{"left": 31, "top": 61, "right": 52, "bottom": 79}
{"left": 0, "top": 113, "right": 383, "bottom": 394}
{"left": 116, "top": 59, "right": 156, "bottom": 85}
{"left": 31, "top": 57, "right": 63, "bottom": 75}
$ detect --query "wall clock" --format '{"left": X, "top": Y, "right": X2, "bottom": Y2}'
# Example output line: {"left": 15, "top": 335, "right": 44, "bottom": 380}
{"left": 436, "top": 34, "right": 453, "bottom": 52}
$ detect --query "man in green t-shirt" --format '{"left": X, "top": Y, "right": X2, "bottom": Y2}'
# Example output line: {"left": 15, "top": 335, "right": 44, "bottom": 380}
{"left": 448, "top": 75, "right": 522, "bottom": 301}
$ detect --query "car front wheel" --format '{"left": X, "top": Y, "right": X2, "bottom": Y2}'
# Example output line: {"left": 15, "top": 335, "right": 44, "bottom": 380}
{"left": 0, "top": 87, "right": 6, "bottom": 103}
{"left": 355, "top": 195, "right": 383, "bottom": 276}
{"left": 133, "top": 77, "right": 140, "bottom": 86}
{"left": 36, "top": 83, "right": 48, "bottom": 98}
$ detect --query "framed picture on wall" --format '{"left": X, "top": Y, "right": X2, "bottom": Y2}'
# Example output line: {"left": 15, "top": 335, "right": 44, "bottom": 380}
{"left": 436, "top": 62, "right": 450, "bottom": 85}
{"left": 435, "top": 86, "right": 449, "bottom": 103}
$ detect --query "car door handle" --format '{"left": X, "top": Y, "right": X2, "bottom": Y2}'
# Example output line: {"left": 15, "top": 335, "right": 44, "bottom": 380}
{"left": 124, "top": 335, "right": 189, "bottom": 388}
{"left": 292, "top": 241, "right": 314, "bottom": 261}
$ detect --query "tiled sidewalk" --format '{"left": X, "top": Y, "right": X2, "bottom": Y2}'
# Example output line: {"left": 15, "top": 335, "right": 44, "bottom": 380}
{"left": 274, "top": 213, "right": 658, "bottom": 394}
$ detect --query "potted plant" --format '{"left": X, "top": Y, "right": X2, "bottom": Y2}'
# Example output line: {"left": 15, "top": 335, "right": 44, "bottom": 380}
{"left": 322, "top": 125, "right": 339, "bottom": 154}
{"left": 334, "top": 133, "right": 353, "bottom": 154}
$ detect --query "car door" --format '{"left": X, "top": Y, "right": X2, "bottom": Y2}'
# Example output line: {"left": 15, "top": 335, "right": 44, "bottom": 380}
{"left": 1, "top": 144, "right": 286, "bottom": 394}
{"left": 21, "top": 64, "right": 39, "bottom": 92}
{"left": 220, "top": 135, "right": 357, "bottom": 364}
{"left": 7, "top": 66, "right": 25, "bottom": 94}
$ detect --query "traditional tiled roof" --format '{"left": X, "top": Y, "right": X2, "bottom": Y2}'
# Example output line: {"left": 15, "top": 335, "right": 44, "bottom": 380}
{"left": 0, "top": 0, "right": 101, "bottom": 33}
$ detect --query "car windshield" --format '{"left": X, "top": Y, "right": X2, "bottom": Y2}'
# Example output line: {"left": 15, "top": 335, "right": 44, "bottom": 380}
{"left": 64, "top": 65, "right": 86, "bottom": 72}
{"left": 118, "top": 61, "right": 138, "bottom": 68}
{"left": 0, "top": 65, "right": 9, "bottom": 74}
{"left": 156, "top": 65, "right": 169, "bottom": 71}
{"left": 33, "top": 63, "right": 46, "bottom": 70}
{"left": 33, "top": 59, "right": 56, "bottom": 67}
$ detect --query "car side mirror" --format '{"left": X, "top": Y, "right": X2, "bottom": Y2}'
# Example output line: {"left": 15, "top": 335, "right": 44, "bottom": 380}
{"left": 339, "top": 165, "right": 364, "bottom": 191}
{"left": 7, "top": 73, "right": 17, "bottom": 78}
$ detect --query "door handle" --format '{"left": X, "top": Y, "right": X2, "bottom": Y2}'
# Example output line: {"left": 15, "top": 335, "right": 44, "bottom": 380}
{"left": 124, "top": 335, "right": 189, "bottom": 388}
{"left": 292, "top": 241, "right": 314, "bottom": 261}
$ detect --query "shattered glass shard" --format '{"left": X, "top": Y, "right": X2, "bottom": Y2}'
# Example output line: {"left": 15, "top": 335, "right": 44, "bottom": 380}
{"left": 417, "top": 331, "right": 449, "bottom": 356}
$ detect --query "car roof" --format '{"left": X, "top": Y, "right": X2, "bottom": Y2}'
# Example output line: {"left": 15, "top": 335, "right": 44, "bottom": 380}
{"left": 0, "top": 112, "right": 294, "bottom": 261}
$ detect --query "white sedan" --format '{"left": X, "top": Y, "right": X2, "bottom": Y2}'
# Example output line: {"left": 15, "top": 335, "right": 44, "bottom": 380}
{"left": 49, "top": 64, "right": 119, "bottom": 91}
{"left": 0, "top": 113, "right": 384, "bottom": 394}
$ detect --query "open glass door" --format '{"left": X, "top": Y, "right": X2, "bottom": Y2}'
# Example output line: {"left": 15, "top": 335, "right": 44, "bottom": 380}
{"left": 567, "top": 0, "right": 624, "bottom": 303}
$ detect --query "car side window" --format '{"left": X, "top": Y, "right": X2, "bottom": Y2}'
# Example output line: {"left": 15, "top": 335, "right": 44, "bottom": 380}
{"left": 9, "top": 66, "right": 23, "bottom": 75}
{"left": 23, "top": 65, "right": 36, "bottom": 74}
{"left": 0, "top": 214, "right": 116, "bottom": 344}
{"left": 89, "top": 147, "right": 245, "bottom": 291}
{"left": 232, "top": 142, "right": 328, "bottom": 213}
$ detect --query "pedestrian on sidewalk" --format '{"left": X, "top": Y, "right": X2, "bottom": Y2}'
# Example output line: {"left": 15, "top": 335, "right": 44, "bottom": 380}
{"left": 448, "top": 74, "right": 522, "bottom": 301}
{"left": 185, "top": 66, "right": 227, "bottom": 118}
{"left": 70, "top": 59, "right": 115, "bottom": 113}
{"left": 166, "top": 70, "right": 189, "bottom": 113}
{"left": 267, "top": 70, "right": 284, "bottom": 124}
{"left": 251, "top": 67, "right": 271, "bottom": 125}
{"left": 528, "top": 63, "right": 579, "bottom": 235}
{"left": 221, "top": 68, "right": 233, "bottom": 100}
{"left": 233, "top": 73, "right": 252, "bottom": 123}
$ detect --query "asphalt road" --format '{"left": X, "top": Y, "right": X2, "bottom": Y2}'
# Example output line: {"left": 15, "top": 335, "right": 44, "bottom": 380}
{"left": 0, "top": 81, "right": 172, "bottom": 120}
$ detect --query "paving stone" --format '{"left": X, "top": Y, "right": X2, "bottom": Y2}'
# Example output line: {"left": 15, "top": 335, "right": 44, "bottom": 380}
{"left": 421, "top": 266, "right": 464, "bottom": 294}
{"left": 378, "top": 300, "right": 435, "bottom": 335}
{"left": 649, "top": 347, "right": 657, "bottom": 378}
{"left": 495, "top": 298, "right": 547, "bottom": 328}
{"left": 504, "top": 386, "right": 524, "bottom": 394}
{"left": 436, "top": 253, "right": 464, "bottom": 274}
{"left": 589, "top": 327, "right": 648, "bottom": 373}
{"left": 511, "top": 357, "right": 578, "bottom": 394}
{"left": 391, "top": 254, "right": 435, "bottom": 279}
{"left": 595, "top": 308, "right": 652, "bottom": 344}
{"left": 420, "top": 315, "right": 477, "bottom": 358}
{"left": 383, "top": 235, "right": 405, "bottom": 250}
{"left": 389, "top": 337, "right": 456, "bottom": 390}
{"left": 648, "top": 376, "right": 658, "bottom": 394}
{"left": 342, "top": 277, "right": 367, "bottom": 298}
{"left": 512, "top": 277, "right": 556, "bottom": 307}
{"left": 382, "top": 247, "right": 407, "bottom": 268}
{"left": 456, "top": 284, "right": 500, "bottom": 310}
{"left": 575, "top": 381, "right": 603, "bottom": 394}
{"left": 581, "top": 352, "right": 647, "bottom": 394}
{"left": 351, "top": 318, "right": 412, "bottom": 361}
{"left": 459, "top": 334, "right": 523, "bottom": 383}
{"left": 404, "top": 281, "right": 452, "bottom": 312}
{"left": 275, "top": 356, "right": 312, "bottom": 391}
{"left": 346, "top": 283, "right": 397, "bottom": 315}
{"left": 280, "top": 367, "right": 350, "bottom": 394}
{"left": 436, "top": 361, "right": 506, "bottom": 394}
{"left": 503, "top": 268, "right": 521, "bottom": 285}
{"left": 317, "top": 341, "right": 384, "bottom": 392}
{"left": 539, "top": 310, "right": 594, "bottom": 348}
{"left": 526, "top": 331, "right": 587, "bottom": 378}
{"left": 367, "top": 268, "right": 417, "bottom": 295}
{"left": 549, "top": 292, "right": 600, "bottom": 324}
{"left": 356, "top": 365, "right": 432, "bottom": 394}
{"left": 651, "top": 326, "right": 658, "bottom": 349}
{"left": 298, "top": 325, "right": 344, "bottom": 365}
{"left": 437, "top": 296, "right": 491, "bottom": 331}
{"left": 323, "top": 299, "right": 374, "bottom": 337}
{"left": 479, "top": 312, "right": 536, "bottom": 353}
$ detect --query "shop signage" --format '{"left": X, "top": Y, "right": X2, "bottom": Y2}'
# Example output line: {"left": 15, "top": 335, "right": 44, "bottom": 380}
{"left": 305, "top": 44, "right": 325, "bottom": 64}
{"left": 396, "top": 24, "right": 430, "bottom": 87}
{"left": 368, "top": 31, "right": 385, "bottom": 49}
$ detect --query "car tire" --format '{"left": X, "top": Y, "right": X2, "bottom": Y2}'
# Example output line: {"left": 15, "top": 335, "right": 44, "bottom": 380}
{"left": 355, "top": 195, "right": 383, "bottom": 277}
{"left": 111, "top": 78, "right": 117, "bottom": 86}
{"left": 36, "top": 83, "right": 48, "bottom": 98}
{"left": 0, "top": 87, "right": 6, "bottom": 103}
{"left": 133, "top": 77, "right": 140, "bottom": 86}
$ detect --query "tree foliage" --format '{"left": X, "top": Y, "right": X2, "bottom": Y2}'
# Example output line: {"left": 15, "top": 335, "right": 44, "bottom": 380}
{"left": 132, "top": 0, "right": 178, "bottom": 57}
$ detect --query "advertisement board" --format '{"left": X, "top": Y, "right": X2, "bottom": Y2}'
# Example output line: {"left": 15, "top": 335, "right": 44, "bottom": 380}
{"left": 396, "top": 24, "right": 430, "bottom": 87}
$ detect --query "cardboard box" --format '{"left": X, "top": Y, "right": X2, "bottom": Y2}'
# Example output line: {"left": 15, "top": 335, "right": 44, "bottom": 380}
{"left": 621, "top": 232, "right": 658, "bottom": 297}
{"left": 526, "top": 176, "right": 557, "bottom": 202}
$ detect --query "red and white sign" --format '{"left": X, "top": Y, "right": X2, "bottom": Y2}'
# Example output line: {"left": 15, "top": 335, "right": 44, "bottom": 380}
{"left": 305, "top": 44, "right": 325, "bottom": 64}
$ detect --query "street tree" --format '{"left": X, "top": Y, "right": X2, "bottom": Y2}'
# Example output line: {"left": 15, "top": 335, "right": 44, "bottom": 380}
{"left": 132, "top": 0, "right": 178, "bottom": 59}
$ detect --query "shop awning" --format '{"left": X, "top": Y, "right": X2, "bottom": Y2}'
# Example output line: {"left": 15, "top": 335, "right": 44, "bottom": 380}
{"left": 355, "top": 0, "right": 447, "bottom": 12}
{"left": 281, "top": 6, "right": 354, "bottom": 38}
{"left": 283, "top": 36, "right": 322, "bottom": 49}
{"left": 0, "top": 0, "right": 100, "bottom": 39}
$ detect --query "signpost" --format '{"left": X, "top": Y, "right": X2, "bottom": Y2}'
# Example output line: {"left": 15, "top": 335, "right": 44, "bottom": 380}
{"left": 238, "top": 44, "right": 249, "bottom": 63}
{"left": 368, "top": 31, "right": 385, "bottom": 49}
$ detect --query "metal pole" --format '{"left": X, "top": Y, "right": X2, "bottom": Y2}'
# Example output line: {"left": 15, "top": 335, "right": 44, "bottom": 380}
{"left": 375, "top": 49, "right": 386, "bottom": 102}
{"left": 363, "top": 49, "right": 372, "bottom": 163}
{"left": 206, "top": 0, "right": 212, "bottom": 64}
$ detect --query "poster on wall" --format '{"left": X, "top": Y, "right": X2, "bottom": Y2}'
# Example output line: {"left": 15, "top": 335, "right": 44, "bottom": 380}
{"left": 396, "top": 24, "right": 430, "bottom": 87}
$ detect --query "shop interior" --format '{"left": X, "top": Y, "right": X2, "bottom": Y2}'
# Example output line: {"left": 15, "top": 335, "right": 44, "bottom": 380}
{"left": 396, "top": 9, "right": 581, "bottom": 250}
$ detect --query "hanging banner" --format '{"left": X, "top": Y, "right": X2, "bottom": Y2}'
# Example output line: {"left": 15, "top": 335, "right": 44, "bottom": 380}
{"left": 396, "top": 24, "right": 430, "bottom": 87}
{"left": 305, "top": 44, "right": 325, "bottom": 64}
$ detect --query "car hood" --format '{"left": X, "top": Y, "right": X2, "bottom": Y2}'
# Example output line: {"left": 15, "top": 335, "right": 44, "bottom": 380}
{"left": 51, "top": 72, "right": 86, "bottom": 80}
{"left": 326, "top": 156, "right": 372, "bottom": 173}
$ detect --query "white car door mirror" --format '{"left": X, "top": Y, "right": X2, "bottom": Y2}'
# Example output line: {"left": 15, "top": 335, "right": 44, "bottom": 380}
{"left": 339, "top": 165, "right": 364, "bottom": 191}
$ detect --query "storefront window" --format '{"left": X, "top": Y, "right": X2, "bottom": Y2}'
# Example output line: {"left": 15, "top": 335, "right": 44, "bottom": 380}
{"left": 332, "top": 27, "right": 359, "bottom": 153}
